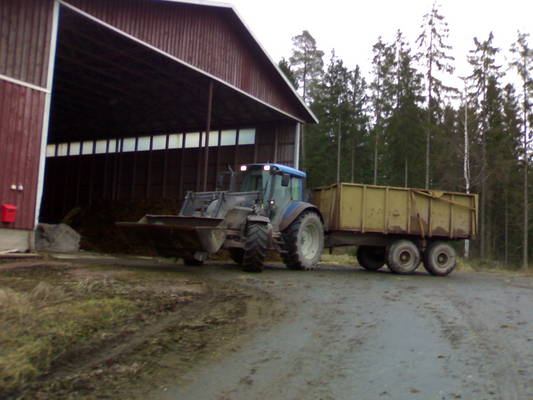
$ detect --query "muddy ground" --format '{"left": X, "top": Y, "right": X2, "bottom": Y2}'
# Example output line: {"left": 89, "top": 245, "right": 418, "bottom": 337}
{"left": 1, "top": 255, "right": 532, "bottom": 400}
{"left": 0, "top": 255, "right": 280, "bottom": 400}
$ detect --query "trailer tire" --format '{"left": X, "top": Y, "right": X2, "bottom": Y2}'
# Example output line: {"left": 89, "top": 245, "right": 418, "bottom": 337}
{"left": 423, "top": 241, "right": 456, "bottom": 276}
{"left": 356, "top": 246, "right": 386, "bottom": 271}
{"left": 386, "top": 240, "right": 421, "bottom": 274}
{"left": 242, "top": 223, "right": 268, "bottom": 273}
{"left": 281, "top": 212, "right": 324, "bottom": 270}
{"left": 229, "top": 248, "right": 244, "bottom": 265}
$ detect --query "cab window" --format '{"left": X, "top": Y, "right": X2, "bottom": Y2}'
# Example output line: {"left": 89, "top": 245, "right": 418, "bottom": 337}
{"left": 291, "top": 177, "right": 303, "bottom": 201}
{"left": 240, "top": 170, "right": 266, "bottom": 192}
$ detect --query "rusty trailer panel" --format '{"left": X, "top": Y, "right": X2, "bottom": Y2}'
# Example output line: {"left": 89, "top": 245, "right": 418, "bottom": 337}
{"left": 313, "top": 183, "right": 478, "bottom": 240}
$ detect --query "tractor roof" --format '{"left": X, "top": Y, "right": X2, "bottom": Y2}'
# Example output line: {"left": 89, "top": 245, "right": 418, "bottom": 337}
{"left": 245, "top": 163, "right": 306, "bottom": 178}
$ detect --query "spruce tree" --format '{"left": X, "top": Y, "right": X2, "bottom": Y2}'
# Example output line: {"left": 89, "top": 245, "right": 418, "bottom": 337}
{"left": 416, "top": 1, "right": 455, "bottom": 189}
{"left": 289, "top": 31, "right": 324, "bottom": 167}
{"left": 509, "top": 31, "right": 532, "bottom": 270}
{"left": 370, "top": 37, "right": 396, "bottom": 185}
{"left": 385, "top": 31, "right": 425, "bottom": 187}
{"left": 467, "top": 32, "right": 502, "bottom": 259}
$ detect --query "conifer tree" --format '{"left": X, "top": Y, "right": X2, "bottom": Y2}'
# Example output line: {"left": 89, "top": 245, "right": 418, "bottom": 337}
{"left": 278, "top": 57, "right": 298, "bottom": 89}
{"left": 467, "top": 32, "right": 502, "bottom": 259}
{"left": 416, "top": 1, "right": 455, "bottom": 189}
{"left": 386, "top": 31, "right": 425, "bottom": 187}
{"left": 370, "top": 37, "right": 396, "bottom": 184}
{"left": 289, "top": 31, "right": 324, "bottom": 167}
{"left": 509, "top": 31, "right": 532, "bottom": 270}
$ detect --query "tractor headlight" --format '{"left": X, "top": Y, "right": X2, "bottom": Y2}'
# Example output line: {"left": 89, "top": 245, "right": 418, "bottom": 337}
{"left": 240, "top": 165, "right": 247, "bottom": 171}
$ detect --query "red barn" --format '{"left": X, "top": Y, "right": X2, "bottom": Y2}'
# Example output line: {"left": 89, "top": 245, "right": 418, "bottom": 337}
{"left": 0, "top": 0, "right": 316, "bottom": 251}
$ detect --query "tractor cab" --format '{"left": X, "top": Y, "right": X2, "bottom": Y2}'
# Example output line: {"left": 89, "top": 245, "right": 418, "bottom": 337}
{"left": 238, "top": 163, "right": 306, "bottom": 223}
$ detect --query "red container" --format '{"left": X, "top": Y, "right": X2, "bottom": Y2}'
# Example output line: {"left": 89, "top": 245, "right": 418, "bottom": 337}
{"left": 1, "top": 204, "right": 17, "bottom": 223}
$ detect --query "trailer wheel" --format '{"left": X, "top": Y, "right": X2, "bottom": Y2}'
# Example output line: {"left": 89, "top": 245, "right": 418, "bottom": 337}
{"left": 423, "top": 241, "right": 456, "bottom": 276}
{"left": 229, "top": 248, "right": 244, "bottom": 265}
{"left": 356, "top": 246, "right": 386, "bottom": 271}
{"left": 386, "top": 240, "right": 421, "bottom": 274}
{"left": 242, "top": 223, "right": 268, "bottom": 272}
{"left": 282, "top": 212, "right": 324, "bottom": 270}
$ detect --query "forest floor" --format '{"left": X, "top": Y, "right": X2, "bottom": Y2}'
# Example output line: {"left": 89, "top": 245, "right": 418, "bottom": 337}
{"left": 0, "top": 253, "right": 531, "bottom": 400}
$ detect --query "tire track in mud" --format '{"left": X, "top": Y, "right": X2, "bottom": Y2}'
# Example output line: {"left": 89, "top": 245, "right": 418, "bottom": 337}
{"left": 418, "top": 279, "right": 531, "bottom": 400}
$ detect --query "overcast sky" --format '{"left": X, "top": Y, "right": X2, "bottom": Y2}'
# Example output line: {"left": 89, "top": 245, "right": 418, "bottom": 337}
{"left": 229, "top": 0, "right": 532, "bottom": 91}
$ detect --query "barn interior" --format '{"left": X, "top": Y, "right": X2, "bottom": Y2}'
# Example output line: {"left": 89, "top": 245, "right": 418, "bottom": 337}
{"left": 40, "top": 5, "right": 300, "bottom": 226}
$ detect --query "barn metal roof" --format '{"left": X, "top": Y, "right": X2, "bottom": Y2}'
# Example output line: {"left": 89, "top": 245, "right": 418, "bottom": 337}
{"left": 162, "top": 0, "right": 318, "bottom": 123}
{"left": 141, "top": 0, "right": 318, "bottom": 124}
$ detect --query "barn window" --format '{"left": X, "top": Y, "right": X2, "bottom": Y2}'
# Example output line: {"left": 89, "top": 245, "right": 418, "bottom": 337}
{"left": 168, "top": 133, "right": 183, "bottom": 149}
{"left": 152, "top": 134, "right": 167, "bottom": 150}
{"left": 45, "top": 128, "right": 255, "bottom": 157}
{"left": 69, "top": 142, "right": 81, "bottom": 156}
{"left": 122, "top": 137, "right": 136, "bottom": 152}
{"left": 220, "top": 129, "right": 237, "bottom": 146}
{"left": 238, "top": 128, "right": 255, "bottom": 145}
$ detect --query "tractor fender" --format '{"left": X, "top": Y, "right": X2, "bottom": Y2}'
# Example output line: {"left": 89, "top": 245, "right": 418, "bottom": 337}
{"left": 246, "top": 215, "right": 271, "bottom": 225}
{"left": 279, "top": 201, "right": 323, "bottom": 232}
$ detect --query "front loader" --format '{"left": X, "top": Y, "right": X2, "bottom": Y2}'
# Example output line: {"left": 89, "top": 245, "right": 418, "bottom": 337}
{"left": 117, "top": 163, "right": 324, "bottom": 272}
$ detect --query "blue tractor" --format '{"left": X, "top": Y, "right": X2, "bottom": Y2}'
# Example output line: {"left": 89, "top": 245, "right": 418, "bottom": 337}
{"left": 118, "top": 163, "right": 324, "bottom": 272}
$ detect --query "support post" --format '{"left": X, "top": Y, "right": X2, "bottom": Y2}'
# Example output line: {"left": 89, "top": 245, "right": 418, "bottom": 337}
{"left": 294, "top": 123, "right": 301, "bottom": 169}
{"left": 202, "top": 80, "right": 214, "bottom": 192}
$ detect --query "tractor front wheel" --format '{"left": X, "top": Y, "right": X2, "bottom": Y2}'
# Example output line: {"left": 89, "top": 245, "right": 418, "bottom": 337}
{"left": 242, "top": 223, "right": 268, "bottom": 272}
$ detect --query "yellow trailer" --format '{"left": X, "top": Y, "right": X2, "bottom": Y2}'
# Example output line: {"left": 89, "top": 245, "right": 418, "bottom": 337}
{"left": 313, "top": 183, "right": 478, "bottom": 276}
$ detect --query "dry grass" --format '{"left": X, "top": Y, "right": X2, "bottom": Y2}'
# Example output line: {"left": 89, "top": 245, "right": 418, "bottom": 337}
{"left": 0, "top": 275, "right": 136, "bottom": 396}
{"left": 458, "top": 258, "right": 533, "bottom": 276}
{"left": 320, "top": 252, "right": 356, "bottom": 267}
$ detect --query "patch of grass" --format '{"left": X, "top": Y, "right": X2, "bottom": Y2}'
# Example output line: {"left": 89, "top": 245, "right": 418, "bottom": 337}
{"left": 459, "top": 257, "right": 533, "bottom": 276}
{"left": 320, "top": 252, "right": 356, "bottom": 267}
{"left": 0, "top": 275, "right": 137, "bottom": 397}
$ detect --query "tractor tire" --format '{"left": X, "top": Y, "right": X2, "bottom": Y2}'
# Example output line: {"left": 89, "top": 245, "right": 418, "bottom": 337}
{"left": 281, "top": 212, "right": 324, "bottom": 270}
{"left": 242, "top": 223, "right": 268, "bottom": 272}
{"left": 229, "top": 248, "right": 244, "bottom": 265}
{"left": 356, "top": 246, "right": 386, "bottom": 271}
{"left": 423, "top": 241, "right": 457, "bottom": 276}
{"left": 386, "top": 239, "right": 421, "bottom": 274}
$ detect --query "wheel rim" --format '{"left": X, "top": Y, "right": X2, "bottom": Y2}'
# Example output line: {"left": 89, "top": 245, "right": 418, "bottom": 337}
{"left": 300, "top": 222, "right": 318, "bottom": 259}
{"left": 436, "top": 252, "right": 448, "bottom": 266}
{"left": 399, "top": 250, "right": 412, "bottom": 265}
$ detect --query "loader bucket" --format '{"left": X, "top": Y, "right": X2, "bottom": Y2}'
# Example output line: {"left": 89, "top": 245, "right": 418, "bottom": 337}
{"left": 116, "top": 215, "right": 226, "bottom": 257}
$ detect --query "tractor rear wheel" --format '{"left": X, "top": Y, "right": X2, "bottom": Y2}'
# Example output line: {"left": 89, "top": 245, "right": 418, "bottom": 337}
{"left": 386, "top": 240, "right": 421, "bottom": 274}
{"left": 242, "top": 223, "right": 268, "bottom": 272}
{"left": 356, "top": 246, "right": 386, "bottom": 271}
{"left": 281, "top": 212, "right": 324, "bottom": 270}
{"left": 423, "top": 241, "right": 457, "bottom": 276}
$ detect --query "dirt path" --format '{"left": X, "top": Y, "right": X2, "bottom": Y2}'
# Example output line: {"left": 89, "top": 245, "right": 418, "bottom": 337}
{"left": 156, "top": 264, "right": 533, "bottom": 400}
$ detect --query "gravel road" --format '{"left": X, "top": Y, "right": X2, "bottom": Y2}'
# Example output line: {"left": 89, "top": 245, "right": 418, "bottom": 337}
{"left": 157, "top": 264, "right": 533, "bottom": 400}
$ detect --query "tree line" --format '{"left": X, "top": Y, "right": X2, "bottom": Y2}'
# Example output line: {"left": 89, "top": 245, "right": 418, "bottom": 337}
{"left": 278, "top": 3, "right": 532, "bottom": 268}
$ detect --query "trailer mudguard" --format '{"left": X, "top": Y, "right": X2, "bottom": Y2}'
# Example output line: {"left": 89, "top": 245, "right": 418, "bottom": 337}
{"left": 279, "top": 201, "right": 322, "bottom": 232}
